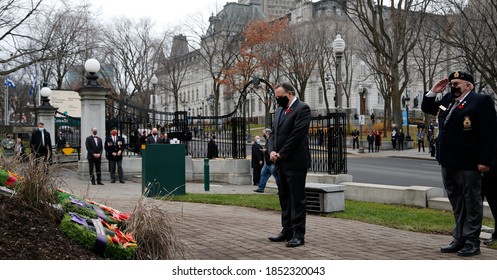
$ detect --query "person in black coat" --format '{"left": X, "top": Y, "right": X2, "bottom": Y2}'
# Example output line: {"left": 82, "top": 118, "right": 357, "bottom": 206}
{"left": 422, "top": 71, "right": 497, "bottom": 256}
{"left": 251, "top": 135, "right": 264, "bottom": 186}
{"left": 397, "top": 129, "right": 405, "bottom": 151}
{"left": 105, "top": 128, "right": 125, "bottom": 183}
{"left": 30, "top": 122, "right": 52, "bottom": 162}
{"left": 207, "top": 134, "right": 218, "bottom": 159}
{"left": 268, "top": 82, "right": 311, "bottom": 248}
{"left": 146, "top": 128, "right": 161, "bottom": 144}
{"left": 85, "top": 127, "right": 104, "bottom": 185}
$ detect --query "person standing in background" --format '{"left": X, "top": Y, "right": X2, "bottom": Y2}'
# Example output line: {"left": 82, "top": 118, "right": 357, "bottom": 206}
{"left": 251, "top": 135, "right": 264, "bottom": 186}
{"left": 85, "top": 127, "right": 104, "bottom": 185}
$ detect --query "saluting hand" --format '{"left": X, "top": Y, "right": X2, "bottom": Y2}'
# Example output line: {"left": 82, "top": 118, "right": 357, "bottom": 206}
{"left": 431, "top": 78, "right": 449, "bottom": 94}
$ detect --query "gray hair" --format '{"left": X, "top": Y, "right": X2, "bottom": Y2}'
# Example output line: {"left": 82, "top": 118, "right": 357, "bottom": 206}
{"left": 263, "top": 128, "right": 272, "bottom": 134}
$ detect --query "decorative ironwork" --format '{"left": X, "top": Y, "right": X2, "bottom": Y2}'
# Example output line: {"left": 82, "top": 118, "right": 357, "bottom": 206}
{"left": 55, "top": 111, "right": 81, "bottom": 160}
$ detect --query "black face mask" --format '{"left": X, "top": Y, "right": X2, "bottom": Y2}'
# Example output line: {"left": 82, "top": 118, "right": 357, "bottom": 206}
{"left": 450, "top": 86, "right": 462, "bottom": 98}
{"left": 263, "top": 135, "right": 268, "bottom": 140}
{"left": 92, "top": 131, "right": 97, "bottom": 136}
{"left": 276, "top": 96, "right": 289, "bottom": 108}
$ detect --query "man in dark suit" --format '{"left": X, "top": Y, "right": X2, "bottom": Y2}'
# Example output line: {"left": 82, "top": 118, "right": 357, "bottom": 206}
{"left": 251, "top": 135, "right": 264, "bottom": 186}
{"left": 268, "top": 82, "right": 311, "bottom": 248}
{"left": 422, "top": 71, "right": 497, "bottom": 256}
{"left": 30, "top": 122, "right": 52, "bottom": 162}
{"left": 105, "top": 128, "right": 125, "bottom": 183}
{"left": 147, "top": 128, "right": 160, "bottom": 144}
{"left": 207, "top": 134, "right": 218, "bottom": 159}
{"left": 85, "top": 127, "right": 104, "bottom": 185}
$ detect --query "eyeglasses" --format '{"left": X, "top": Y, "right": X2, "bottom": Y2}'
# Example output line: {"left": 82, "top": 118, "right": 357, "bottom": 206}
{"left": 449, "top": 81, "right": 467, "bottom": 87}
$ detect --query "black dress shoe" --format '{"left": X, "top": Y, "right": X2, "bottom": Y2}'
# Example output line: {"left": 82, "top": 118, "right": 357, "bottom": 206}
{"left": 120, "top": 180, "right": 125, "bottom": 183}
{"left": 268, "top": 233, "right": 292, "bottom": 242}
{"left": 440, "top": 241, "right": 465, "bottom": 253}
{"left": 483, "top": 237, "right": 496, "bottom": 245}
{"left": 97, "top": 182, "right": 104, "bottom": 185}
{"left": 286, "top": 237, "right": 305, "bottom": 247}
{"left": 253, "top": 189, "right": 264, "bottom": 193}
{"left": 91, "top": 181, "right": 96, "bottom": 185}
{"left": 457, "top": 244, "right": 481, "bottom": 256}
{"left": 111, "top": 180, "right": 116, "bottom": 183}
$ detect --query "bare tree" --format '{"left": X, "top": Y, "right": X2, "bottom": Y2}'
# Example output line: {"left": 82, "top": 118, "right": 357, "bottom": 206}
{"left": 0, "top": 0, "right": 47, "bottom": 76}
{"left": 100, "top": 17, "right": 163, "bottom": 110}
{"left": 278, "top": 22, "right": 319, "bottom": 102}
{"left": 158, "top": 34, "right": 191, "bottom": 112}
{"left": 346, "top": 0, "right": 433, "bottom": 131}
{"left": 440, "top": 0, "right": 497, "bottom": 95}
{"left": 31, "top": 1, "right": 100, "bottom": 90}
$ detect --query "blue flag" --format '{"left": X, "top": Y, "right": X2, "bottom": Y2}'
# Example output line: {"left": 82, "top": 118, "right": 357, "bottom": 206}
{"left": 4, "top": 78, "right": 16, "bottom": 88}
{"left": 29, "top": 79, "right": 38, "bottom": 96}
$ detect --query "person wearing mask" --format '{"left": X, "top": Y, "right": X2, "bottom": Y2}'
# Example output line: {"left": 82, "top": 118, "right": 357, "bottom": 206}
{"left": 105, "top": 128, "right": 125, "bottom": 183}
{"left": 416, "top": 128, "right": 425, "bottom": 152}
{"left": 367, "top": 131, "right": 374, "bottom": 153}
{"left": 2, "top": 133, "right": 15, "bottom": 158}
{"left": 251, "top": 135, "right": 264, "bottom": 186}
{"left": 85, "top": 127, "right": 104, "bottom": 185}
{"left": 207, "top": 134, "right": 218, "bottom": 159}
{"left": 253, "top": 128, "right": 279, "bottom": 193}
{"left": 422, "top": 71, "right": 497, "bottom": 256}
{"left": 159, "top": 132, "right": 170, "bottom": 144}
{"left": 30, "top": 122, "right": 52, "bottom": 162}
{"left": 147, "top": 128, "right": 160, "bottom": 144}
{"left": 268, "top": 82, "right": 311, "bottom": 248}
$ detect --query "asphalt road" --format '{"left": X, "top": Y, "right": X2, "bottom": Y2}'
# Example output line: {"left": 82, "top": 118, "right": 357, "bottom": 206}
{"left": 347, "top": 157, "right": 445, "bottom": 190}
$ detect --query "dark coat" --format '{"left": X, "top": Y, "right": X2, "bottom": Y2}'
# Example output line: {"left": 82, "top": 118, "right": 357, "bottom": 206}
{"left": 207, "top": 139, "right": 218, "bottom": 159}
{"left": 85, "top": 135, "right": 103, "bottom": 160}
{"left": 251, "top": 142, "right": 264, "bottom": 168}
{"left": 422, "top": 91, "right": 497, "bottom": 170}
{"left": 146, "top": 135, "right": 161, "bottom": 144}
{"left": 30, "top": 129, "right": 52, "bottom": 158}
{"left": 269, "top": 98, "right": 311, "bottom": 170}
{"left": 105, "top": 135, "right": 125, "bottom": 161}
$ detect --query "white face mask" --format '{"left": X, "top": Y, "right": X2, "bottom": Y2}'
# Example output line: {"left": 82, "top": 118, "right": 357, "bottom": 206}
{"left": 256, "top": 139, "right": 261, "bottom": 144}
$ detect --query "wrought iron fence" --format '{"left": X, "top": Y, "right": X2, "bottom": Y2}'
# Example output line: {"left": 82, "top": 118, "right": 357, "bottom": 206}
{"left": 308, "top": 113, "right": 347, "bottom": 174}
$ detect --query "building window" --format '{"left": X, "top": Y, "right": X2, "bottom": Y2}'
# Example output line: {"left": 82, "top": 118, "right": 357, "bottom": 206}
{"left": 318, "top": 87, "right": 324, "bottom": 104}
{"left": 360, "top": 62, "right": 366, "bottom": 77}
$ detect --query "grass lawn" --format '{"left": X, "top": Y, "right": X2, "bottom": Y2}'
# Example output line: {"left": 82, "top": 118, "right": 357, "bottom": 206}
{"left": 167, "top": 193, "right": 495, "bottom": 236}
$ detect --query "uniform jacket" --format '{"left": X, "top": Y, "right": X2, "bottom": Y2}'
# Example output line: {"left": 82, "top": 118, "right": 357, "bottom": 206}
{"left": 105, "top": 135, "right": 125, "bottom": 161}
{"left": 269, "top": 98, "right": 311, "bottom": 170}
{"left": 85, "top": 135, "right": 103, "bottom": 160}
{"left": 422, "top": 91, "right": 497, "bottom": 170}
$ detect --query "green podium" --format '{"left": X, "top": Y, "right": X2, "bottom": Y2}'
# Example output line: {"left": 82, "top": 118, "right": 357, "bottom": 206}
{"left": 142, "top": 144, "right": 186, "bottom": 197}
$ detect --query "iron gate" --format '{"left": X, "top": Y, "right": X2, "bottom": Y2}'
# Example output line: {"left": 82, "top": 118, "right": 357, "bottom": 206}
{"left": 54, "top": 111, "right": 81, "bottom": 160}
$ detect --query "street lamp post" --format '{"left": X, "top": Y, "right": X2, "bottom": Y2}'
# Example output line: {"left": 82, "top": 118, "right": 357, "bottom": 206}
{"left": 358, "top": 84, "right": 365, "bottom": 153}
{"left": 332, "top": 34, "right": 346, "bottom": 112}
{"left": 247, "top": 91, "right": 252, "bottom": 143}
{"left": 403, "top": 92, "right": 411, "bottom": 141}
{"left": 151, "top": 75, "right": 158, "bottom": 127}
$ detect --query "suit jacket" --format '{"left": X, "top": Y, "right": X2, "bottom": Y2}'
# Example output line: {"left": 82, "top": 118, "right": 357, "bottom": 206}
{"left": 146, "top": 135, "right": 161, "bottom": 144}
{"left": 105, "top": 135, "right": 125, "bottom": 161}
{"left": 269, "top": 98, "right": 311, "bottom": 170}
{"left": 422, "top": 91, "right": 497, "bottom": 170}
{"left": 30, "top": 129, "right": 52, "bottom": 156}
{"left": 85, "top": 135, "right": 103, "bottom": 160}
{"left": 251, "top": 142, "right": 264, "bottom": 168}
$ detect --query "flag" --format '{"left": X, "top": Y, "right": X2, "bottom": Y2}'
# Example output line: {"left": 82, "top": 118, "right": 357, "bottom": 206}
{"left": 29, "top": 79, "right": 38, "bottom": 96}
{"left": 4, "top": 78, "right": 16, "bottom": 88}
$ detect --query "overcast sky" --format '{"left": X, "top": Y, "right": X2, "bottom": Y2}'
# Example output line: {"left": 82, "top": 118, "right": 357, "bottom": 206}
{"left": 88, "top": 0, "right": 225, "bottom": 29}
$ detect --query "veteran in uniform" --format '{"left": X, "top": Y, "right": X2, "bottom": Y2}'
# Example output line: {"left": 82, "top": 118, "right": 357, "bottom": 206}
{"left": 422, "top": 71, "right": 497, "bottom": 256}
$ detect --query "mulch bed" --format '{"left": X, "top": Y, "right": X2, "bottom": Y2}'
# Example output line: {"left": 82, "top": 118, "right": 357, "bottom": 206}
{"left": 0, "top": 192, "right": 103, "bottom": 260}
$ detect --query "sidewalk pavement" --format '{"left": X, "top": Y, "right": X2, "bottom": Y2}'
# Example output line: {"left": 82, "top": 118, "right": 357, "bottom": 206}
{"left": 57, "top": 160, "right": 497, "bottom": 260}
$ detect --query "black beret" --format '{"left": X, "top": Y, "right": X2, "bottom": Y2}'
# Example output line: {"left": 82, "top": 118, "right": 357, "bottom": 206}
{"left": 449, "top": 71, "right": 474, "bottom": 85}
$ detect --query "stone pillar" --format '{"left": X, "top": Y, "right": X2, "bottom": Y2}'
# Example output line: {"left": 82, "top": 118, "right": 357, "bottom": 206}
{"left": 77, "top": 76, "right": 108, "bottom": 180}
